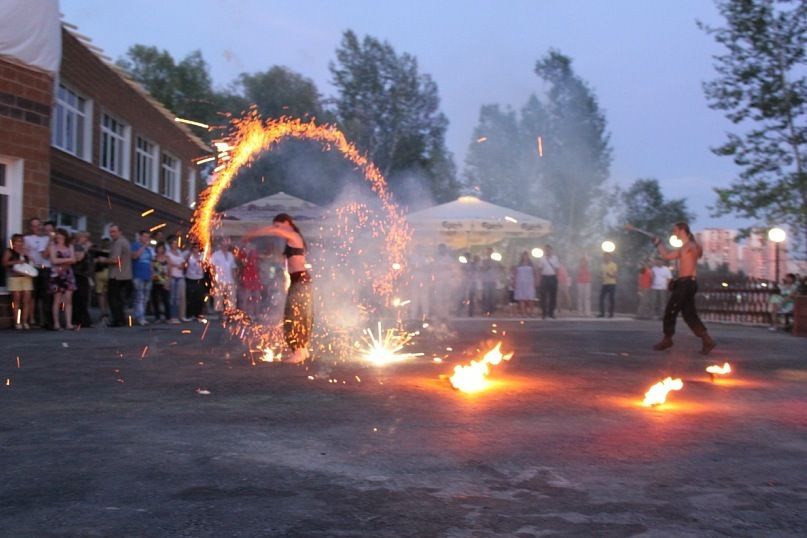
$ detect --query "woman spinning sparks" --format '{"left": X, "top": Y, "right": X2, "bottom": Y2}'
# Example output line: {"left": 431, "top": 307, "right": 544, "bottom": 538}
{"left": 243, "top": 213, "right": 312, "bottom": 364}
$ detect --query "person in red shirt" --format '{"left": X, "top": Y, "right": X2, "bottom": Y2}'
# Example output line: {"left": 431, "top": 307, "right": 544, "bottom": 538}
{"left": 636, "top": 260, "right": 653, "bottom": 319}
{"left": 575, "top": 254, "right": 592, "bottom": 316}
{"left": 237, "top": 240, "right": 263, "bottom": 319}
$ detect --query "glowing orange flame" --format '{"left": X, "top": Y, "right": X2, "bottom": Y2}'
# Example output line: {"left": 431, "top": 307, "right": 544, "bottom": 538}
{"left": 642, "top": 377, "right": 683, "bottom": 406}
{"left": 706, "top": 362, "right": 731, "bottom": 375}
{"left": 449, "top": 343, "right": 514, "bottom": 393}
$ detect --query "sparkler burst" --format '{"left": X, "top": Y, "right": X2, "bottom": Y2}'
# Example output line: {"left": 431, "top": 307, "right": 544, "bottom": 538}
{"left": 449, "top": 342, "right": 514, "bottom": 393}
{"left": 358, "top": 322, "right": 422, "bottom": 366}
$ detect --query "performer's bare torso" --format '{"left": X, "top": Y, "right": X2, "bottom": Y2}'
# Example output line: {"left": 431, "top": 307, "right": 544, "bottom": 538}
{"left": 675, "top": 240, "right": 700, "bottom": 278}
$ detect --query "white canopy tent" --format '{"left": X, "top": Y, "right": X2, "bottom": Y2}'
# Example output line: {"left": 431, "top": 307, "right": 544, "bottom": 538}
{"left": 406, "top": 196, "right": 551, "bottom": 248}
{"left": 217, "top": 192, "right": 326, "bottom": 237}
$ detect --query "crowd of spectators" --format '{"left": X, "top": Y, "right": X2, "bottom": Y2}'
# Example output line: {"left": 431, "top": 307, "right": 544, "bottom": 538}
{"left": 2, "top": 217, "right": 287, "bottom": 331}
{"left": 407, "top": 244, "right": 622, "bottom": 320}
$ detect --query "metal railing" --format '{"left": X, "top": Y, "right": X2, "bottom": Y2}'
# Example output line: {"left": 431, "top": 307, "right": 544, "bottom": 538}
{"left": 696, "top": 277, "right": 776, "bottom": 325}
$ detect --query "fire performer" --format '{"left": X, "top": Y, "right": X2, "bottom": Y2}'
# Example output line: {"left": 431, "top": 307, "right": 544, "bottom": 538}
{"left": 243, "top": 214, "right": 312, "bottom": 364}
{"left": 637, "top": 222, "right": 715, "bottom": 355}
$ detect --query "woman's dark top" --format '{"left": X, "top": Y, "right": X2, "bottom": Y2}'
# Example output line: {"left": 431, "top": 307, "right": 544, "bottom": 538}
{"left": 283, "top": 243, "right": 305, "bottom": 258}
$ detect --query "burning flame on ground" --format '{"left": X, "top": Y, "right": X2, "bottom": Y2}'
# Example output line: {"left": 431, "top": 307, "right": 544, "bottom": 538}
{"left": 449, "top": 343, "right": 514, "bottom": 393}
{"left": 642, "top": 377, "right": 683, "bottom": 407}
{"left": 706, "top": 362, "right": 732, "bottom": 376}
{"left": 359, "top": 322, "right": 422, "bottom": 366}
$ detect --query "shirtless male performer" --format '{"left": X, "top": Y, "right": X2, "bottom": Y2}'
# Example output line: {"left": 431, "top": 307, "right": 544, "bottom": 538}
{"left": 650, "top": 222, "right": 715, "bottom": 355}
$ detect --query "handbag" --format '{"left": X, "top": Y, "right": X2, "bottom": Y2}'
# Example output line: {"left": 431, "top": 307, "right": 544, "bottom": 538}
{"left": 12, "top": 263, "right": 38, "bottom": 278}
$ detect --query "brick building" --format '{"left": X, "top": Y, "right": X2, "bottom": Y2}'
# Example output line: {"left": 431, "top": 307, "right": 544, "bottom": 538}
{"left": 1, "top": 6, "right": 210, "bottom": 327}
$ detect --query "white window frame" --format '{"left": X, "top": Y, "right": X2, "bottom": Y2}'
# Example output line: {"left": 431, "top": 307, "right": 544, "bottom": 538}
{"left": 186, "top": 168, "right": 197, "bottom": 207}
{"left": 51, "top": 83, "right": 93, "bottom": 161}
{"left": 49, "top": 211, "right": 87, "bottom": 234}
{"left": 100, "top": 112, "right": 131, "bottom": 179}
{"left": 135, "top": 135, "right": 159, "bottom": 190}
{"left": 159, "top": 152, "right": 180, "bottom": 202}
{"left": 0, "top": 157, "right": 24, "bottom": 293}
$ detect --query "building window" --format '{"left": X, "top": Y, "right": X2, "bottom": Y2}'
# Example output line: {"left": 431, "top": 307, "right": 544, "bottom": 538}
{"left": 135, "top": 136, "right": 158, "bottom": 189}
{"left": 100, "top": 113, "right": 130, "bottom": 178}
{"left": 52, "top": 84, "right": 91, "bottom": 159}
{"left": 187, "top": 168, "right": 197, "bottom": 207}
{"left": 160, "top": 152, "right": 180, "bottom": 201}
{"left": 49, "top": 211, "right": 87, "bottom": 233}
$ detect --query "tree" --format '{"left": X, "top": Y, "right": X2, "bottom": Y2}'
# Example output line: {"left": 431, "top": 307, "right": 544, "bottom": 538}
{"left": 700, "top": 0, "right": 807, "bottom": 248}
{"left": 613, "top": 178, "right": 695, "bottom": 309}
{"left": 464, "top": 104, "right": 525, "bottom": 208}
{"left": 236, "top": 66, "right": 326, "bottom": 121}
{"left": 618, "top": 178, "right": 695, "bottom": 258}
{"left": 535, "top": 50, "right": 613, "bottom": 249}
{"left": 330, "top": 30, "right": 459, "bottom": 204}
{"left": 464, "top": 50, "right": 612, "bottom": 251}
{"left": 117, "top": 46, "right": 235, "bottom": 136}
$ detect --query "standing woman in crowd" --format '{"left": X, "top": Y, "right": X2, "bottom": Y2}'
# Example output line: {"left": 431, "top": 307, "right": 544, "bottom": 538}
{"left": 576, "top": 253, "right": 592, "bottom": 316}
{"left": 2, "top": 234, "right": 35, "bottom": 330}
{"left": 48, "top": 228, "right": 77, "bottom": 330}
{"left": 72, "top": 232, "right": 94, "bottom": 328}
{"left": 184, "top": 243, "right": 206, "bottom": 321}
{"left": 165, "top": 235, "right": 187, "bottom": 324}
{"left": 150, "top": 241, "right": 171, "bottom": 323}
{"left": 243, "top": 213, "right": 312, "bottom": 364}
{"left": 513, "top": 251, "right": 536, "bottom": 317}
{"left": 236, "top": 240, "right": 263, "bottom": 320}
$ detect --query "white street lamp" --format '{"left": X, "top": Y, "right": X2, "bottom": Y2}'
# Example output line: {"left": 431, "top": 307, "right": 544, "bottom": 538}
{"left": 768, "top": 227, "right": 786, "bottom": 282}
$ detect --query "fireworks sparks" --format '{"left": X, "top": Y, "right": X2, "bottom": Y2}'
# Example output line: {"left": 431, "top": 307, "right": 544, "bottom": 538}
{"left": 175, "top": 117, "right": 210, "bottom": 129}
{"left": 149, "top": 223, "right": 167, "bottom": 232}
{"left": 258, "top": 348, "right": 281, "bottom": 362}
{"left": 476, "top": 136, "right": 488, "bottom": 143}
{"left": 359, "top": 322, "right": 422, "bottom": 366}
{"left": 642, "top": 377, "right": 683, "bottom": 407}
{"left": 189, "top": 112, "right": 411, "bottom": 357}
{"left": 536, "top": 136, "right": 544, "bottom": 157}
{"left": 449, "top": 342, "right": 514, "bottom": 393}
{"left": 140, "top": 208, "right": 155, "bottom": 217}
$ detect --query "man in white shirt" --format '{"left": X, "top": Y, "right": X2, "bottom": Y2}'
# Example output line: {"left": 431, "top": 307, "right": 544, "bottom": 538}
{"left": 23, "top": 217, "right": 52, "bottom": 328}
{"left": 210, "top": 240, "right": 237, "bottom": 312}
{"left": 539, "top": 244, "right": 560, "bottom": 319}
{"left": 650, "top": 259, "right": 673, "bottom": 319}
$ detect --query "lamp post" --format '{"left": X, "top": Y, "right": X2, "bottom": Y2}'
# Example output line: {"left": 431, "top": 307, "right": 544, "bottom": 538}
{"left": 767, "top": 227, "right": 786, "bottom": 283}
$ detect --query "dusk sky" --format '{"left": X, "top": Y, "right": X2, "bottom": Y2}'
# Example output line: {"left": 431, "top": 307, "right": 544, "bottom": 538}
{"left": 60, "top": 0, "right": 745, "bottom": 229}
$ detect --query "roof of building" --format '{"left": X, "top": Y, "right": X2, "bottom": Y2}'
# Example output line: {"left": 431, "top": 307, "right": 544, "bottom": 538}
{"left": 62, "top": 20, "right": 211, "bottom": 154}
